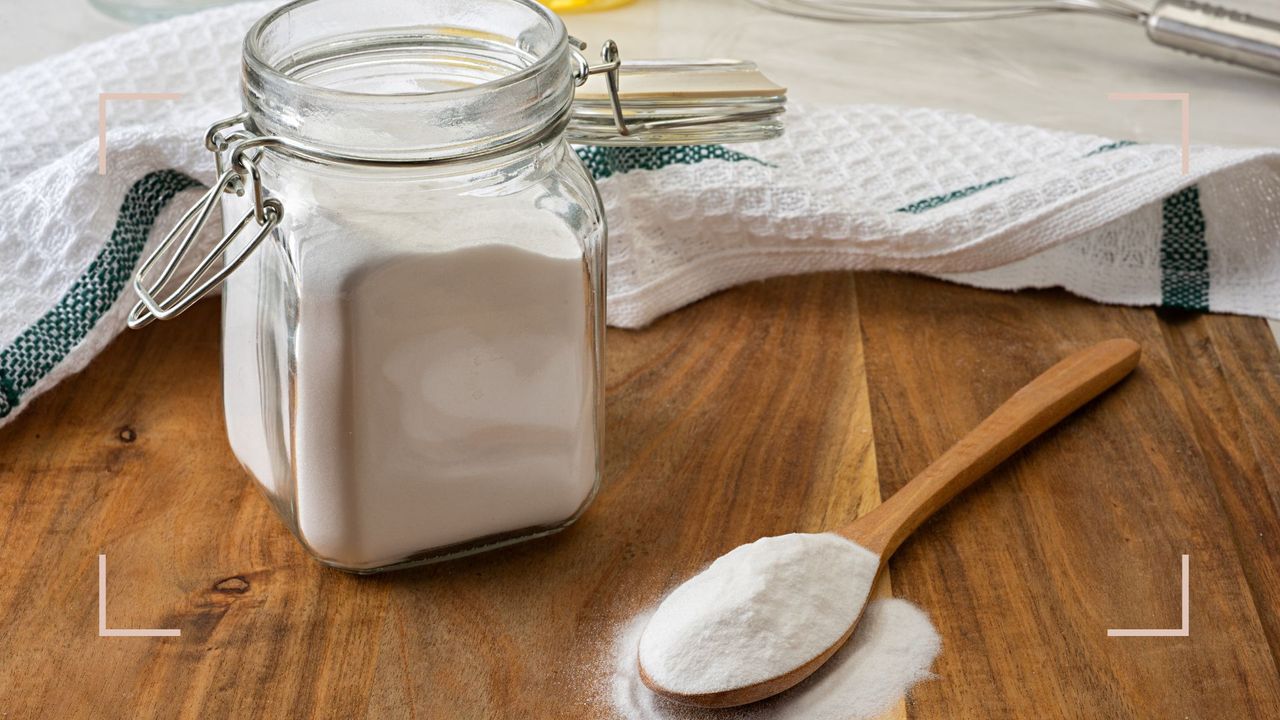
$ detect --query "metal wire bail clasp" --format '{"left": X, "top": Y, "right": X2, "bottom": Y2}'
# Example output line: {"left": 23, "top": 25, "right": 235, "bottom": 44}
{"left": 571, "top": 38, "right": 628, "bottom": 136}
{"left": 127, "top": 141, "right": 282, "bottom": 329}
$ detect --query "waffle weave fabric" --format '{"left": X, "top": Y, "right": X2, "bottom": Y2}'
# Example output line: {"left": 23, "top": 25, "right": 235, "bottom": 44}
{"left": 1, "top": 1, "right": 1278, "bottom": 427}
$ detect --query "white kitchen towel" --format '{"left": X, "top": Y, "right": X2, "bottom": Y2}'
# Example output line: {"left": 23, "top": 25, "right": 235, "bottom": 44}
{"left": 1, "top": 1, "right": 1279, "bottom": 427}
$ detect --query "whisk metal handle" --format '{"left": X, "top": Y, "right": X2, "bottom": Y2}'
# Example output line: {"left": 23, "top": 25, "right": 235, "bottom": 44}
{"left": 1146, "top": 0, "right": 1280, "bottom": 76}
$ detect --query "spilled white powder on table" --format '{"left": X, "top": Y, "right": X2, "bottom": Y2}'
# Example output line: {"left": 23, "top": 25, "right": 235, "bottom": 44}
{"left": 607, "top": 533, "right": 942, "bottom": 719}
{"left": 611, "top": 600, "right": 940, "bottom": 720}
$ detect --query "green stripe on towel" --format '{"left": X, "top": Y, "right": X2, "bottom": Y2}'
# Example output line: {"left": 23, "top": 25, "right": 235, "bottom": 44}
{"left": 0, "top": 169, "right": 202, "bottom": 418}
{"left": 575, "top": 145, "right": 765, "bottom": 180}
{"left": 895, "top": 141, "right": 1137, "bottom": 215}
{"left": 896, "top": 177, "right": 1013, "bottom": 214}
{"left": 1159, "top": 185, "right": 1209, "bottom": 311}
{"left": 1085, "top": 140, "right": 1138, "bottom": 157}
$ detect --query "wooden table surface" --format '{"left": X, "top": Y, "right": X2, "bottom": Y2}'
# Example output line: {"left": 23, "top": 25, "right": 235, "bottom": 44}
{"left": 2, "top": 272, "right": 1279, "bottom": 718}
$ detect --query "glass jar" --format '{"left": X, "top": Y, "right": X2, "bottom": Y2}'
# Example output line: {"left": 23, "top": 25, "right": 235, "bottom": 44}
{"left": 169, "top": 0, "right": 601, "bottom": 573}
{"left": 128, "top": 0, "right": 783, "bottom": 573}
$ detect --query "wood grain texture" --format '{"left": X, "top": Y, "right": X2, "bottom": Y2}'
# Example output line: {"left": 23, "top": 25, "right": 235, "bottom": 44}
{"left": 843, "top": 338, "right": 1140, "bottom": 558}
{"left": 0, "top": 273, "right": 891, "bottom": 719}
{"left": 856, "top": 274, "right": 1280, "bottom": 719}
{"left": 0, "top": 272, "right": 1277, "bottom": 718}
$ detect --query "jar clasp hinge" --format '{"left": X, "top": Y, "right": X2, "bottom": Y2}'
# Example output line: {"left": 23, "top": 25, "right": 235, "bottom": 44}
{"left": 571, "top": 38, "right": 629, "bottom": 136}
{"left": 126, "top": 113, "right": 281, "bottom": 329}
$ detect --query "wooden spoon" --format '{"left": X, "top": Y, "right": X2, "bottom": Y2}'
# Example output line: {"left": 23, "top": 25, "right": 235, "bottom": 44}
{"left": 640, "top": 338, "right": 1141, "bottom": 708}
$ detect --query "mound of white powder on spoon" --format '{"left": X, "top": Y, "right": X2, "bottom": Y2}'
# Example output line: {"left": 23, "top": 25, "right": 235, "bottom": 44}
{"left": 612, "top": 532, "right": 941, "bottom": 719}
{"left": 638, "top": 533, "right": 881, "bottom": 695}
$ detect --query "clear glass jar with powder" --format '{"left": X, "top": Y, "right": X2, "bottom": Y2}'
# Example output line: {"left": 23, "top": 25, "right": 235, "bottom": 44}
{"left": 127, "top": 0, "right": 783, "bottom": 572}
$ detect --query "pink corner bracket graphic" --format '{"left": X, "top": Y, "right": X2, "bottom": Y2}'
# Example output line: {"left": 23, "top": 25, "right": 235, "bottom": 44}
{"left": 97, "top": 92, "right": 184, "bottom": 175}
{"left": 1107, "top": 554, "right": 1190, "bottom": 638}
{"left": 98, "top": 554, "right": 180, "bottom": 638}
{"left": 1106, "top": 92, "right": 1191, "bottom": 176}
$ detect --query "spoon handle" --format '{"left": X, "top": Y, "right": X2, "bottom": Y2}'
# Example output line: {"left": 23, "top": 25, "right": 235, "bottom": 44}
{"left": 839, "top": 338, "right": 1140, "bottom": 557}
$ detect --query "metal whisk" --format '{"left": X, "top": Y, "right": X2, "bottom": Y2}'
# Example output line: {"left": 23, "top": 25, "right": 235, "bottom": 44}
{"left": 751, "top": 0, "right": 1280, "bottom": 76}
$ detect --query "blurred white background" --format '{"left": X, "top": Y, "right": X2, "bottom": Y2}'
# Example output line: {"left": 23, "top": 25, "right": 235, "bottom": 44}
{"left": 4, "top": 0, "right": 1276, "bottom": 146}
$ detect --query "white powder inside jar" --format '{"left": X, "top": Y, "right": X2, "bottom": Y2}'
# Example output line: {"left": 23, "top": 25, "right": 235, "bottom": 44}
{"left": 611, "top": 599, "right": 941, "bottom": 720}
{"left": 638, "top": 533, "right": 881, "bottom": 695}
{"left": 223, "top": 191, "right": 601, "bottom": 571}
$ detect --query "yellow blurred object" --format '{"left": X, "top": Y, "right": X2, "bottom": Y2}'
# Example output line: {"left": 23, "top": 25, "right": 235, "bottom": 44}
{"left": 544, "top": 0, "right": 636, "bottom": 12}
